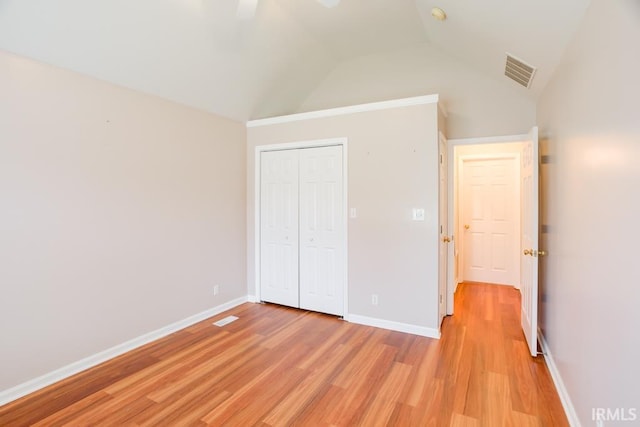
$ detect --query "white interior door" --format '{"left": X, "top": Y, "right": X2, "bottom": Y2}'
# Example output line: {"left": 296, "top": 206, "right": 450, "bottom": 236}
{"left": 299, "top": 146, "right": 344, "bottom": 316}
{"left": 260, "top": 150, "right": 299, "bottom": 308}
{"left": 461, "top": 156, "right": 519, "bottom": 285}
{"left": 521, "top": 126, "right": 539, "bottom": 357}
{"left": 438, "top": 135, "right": 449, "bottom": 325}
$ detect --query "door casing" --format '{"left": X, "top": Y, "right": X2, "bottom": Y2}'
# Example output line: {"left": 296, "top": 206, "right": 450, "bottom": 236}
{"left": 438, "top": 132, "right": 449, "bottom": 327}
{"left": 254, "top": 138, "right": 349, "bottom": 318}
{"left": 446, "top": 134, "right": 529, "bottom": 315}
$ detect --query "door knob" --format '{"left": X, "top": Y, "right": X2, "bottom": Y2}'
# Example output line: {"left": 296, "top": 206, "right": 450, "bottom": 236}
{"left": 523, "top": 249, "right": 531, "bottom": 256}
{"left": 443, "top": 236, "right": 451, "bottom": 243}
{"left": 464, "top": 224, "right": 470, "bottom": 230}
{"left": 538, "top": 250, "right": 547, "bottom": 257}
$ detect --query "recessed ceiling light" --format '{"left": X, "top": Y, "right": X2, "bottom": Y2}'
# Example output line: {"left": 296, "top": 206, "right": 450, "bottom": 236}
{"left": 431, "top": 7, "right": 447, "bottom": 21}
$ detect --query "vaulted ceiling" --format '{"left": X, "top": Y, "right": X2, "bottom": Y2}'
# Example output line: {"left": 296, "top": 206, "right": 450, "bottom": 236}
{"left": 0, "top": 0, "right": 590, "bottom": 122}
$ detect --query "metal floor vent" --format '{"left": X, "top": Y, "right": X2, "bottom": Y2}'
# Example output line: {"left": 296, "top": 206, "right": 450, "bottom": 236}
{"left": 505, "top": 53, "right": 536, "bottom": 88}
{"left": 213, "top": 315, "right": 239, "bottom": 327}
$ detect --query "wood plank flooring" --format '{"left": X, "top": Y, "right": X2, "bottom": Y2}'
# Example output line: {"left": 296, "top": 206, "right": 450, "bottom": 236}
{"left": 0, "top": 282, "right": 568, "bottom": 426}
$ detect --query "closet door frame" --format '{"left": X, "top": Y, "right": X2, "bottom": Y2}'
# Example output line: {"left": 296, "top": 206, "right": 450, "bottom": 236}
{"left": 254, "top": 137, "right": 349, "bottom": 318}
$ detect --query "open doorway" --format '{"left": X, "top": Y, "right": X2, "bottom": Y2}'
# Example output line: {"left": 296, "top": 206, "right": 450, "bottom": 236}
{"left": 446, "top": 135, "right": 527, "bottom": 315}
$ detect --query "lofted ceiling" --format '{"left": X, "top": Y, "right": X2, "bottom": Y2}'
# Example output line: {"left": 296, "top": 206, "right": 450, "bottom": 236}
{"left": 0, "top": 0, "right": 590, "bottom": 122}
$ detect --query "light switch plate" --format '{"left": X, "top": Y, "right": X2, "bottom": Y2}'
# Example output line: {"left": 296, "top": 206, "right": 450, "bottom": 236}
{"left": 412, "top": 208, "right": 425, "bottom": 221}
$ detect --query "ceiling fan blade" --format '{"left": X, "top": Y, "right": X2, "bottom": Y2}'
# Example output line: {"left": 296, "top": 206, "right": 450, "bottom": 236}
{"left": 317, "top": 0, "right": 341, "bottom": 7}
{"left": 237, "top": 0, "right": 258, "bottom": 20}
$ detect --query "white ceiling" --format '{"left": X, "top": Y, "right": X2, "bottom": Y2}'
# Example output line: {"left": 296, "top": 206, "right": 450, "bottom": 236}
{"left": 0, "top": 0, "right": 590, "bottom": 122}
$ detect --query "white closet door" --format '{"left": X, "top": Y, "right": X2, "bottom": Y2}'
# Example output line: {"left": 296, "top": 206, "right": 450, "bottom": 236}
{"left": 299, "top": 146, "right": 344, "bottom": 316}
{"left": 260, "top": 150, "right": 299, "bottom": 308}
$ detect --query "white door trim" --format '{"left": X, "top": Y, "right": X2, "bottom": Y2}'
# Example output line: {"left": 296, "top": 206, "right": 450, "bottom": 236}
{"left": 446, "top": 134, "right": 527, "bottom": 315}
{"left": 438, "top": 131, "right": 449, "bottom": 330}
{"left": 254, "top": 138, "right": 349, "bottom": 318}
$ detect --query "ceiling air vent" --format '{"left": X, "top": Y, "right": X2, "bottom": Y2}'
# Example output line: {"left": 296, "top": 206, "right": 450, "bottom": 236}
{"left": 505, "top": 53, "right": 536, "bottom": 88}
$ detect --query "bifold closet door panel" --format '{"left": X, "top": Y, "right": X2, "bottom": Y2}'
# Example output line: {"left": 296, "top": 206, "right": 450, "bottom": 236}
{"left": 260, "top": 150, "right": 299, "bottom": 308}
{"left": 299, "top": 146, "right": 345, "bottom": 316}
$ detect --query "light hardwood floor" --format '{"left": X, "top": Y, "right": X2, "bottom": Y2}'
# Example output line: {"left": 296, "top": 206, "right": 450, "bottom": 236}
{"left": 0, "top": 282, "right": 568, "bottom": 426}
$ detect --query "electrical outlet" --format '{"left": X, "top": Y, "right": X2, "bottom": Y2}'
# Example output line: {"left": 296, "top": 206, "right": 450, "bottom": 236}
{"left": 213, "top": 285, "right": 220, "bottom": 296}
{"left": 371, "top": 294, "right": 378, "bottom": 306}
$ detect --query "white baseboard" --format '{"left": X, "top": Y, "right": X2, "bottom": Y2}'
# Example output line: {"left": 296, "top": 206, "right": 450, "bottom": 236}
{"left": 247, "top": 294, "right": 259, "bottom": 303}
{"left": 0, "top": 296, "right": 248, "bottom": 406}
{"left": 538, "top": 329, "right": 581, "bottom": 427}
{"left": 348, "top": 314, "right": 441, "bottom": 339}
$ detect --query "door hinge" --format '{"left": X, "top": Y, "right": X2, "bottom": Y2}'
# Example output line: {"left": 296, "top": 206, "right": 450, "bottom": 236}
{"left": 440, "top": 294, "right": 443, "bottom": 304}
{"left": 440, "top": 154, "right": 443, "bottom": 164}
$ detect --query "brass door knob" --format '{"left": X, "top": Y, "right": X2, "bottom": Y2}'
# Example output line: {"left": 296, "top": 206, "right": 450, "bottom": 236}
{"left": 538, "top": 250, "right": 547, "bottom": 257}
{"left": 464, "top": 224, "right": 470, "bottom": 230}
{"left": 443, "top": 236, "right": 451, "bottom": 243}
{"left": 523, "top": 249, "right": 531, "bottom": 256}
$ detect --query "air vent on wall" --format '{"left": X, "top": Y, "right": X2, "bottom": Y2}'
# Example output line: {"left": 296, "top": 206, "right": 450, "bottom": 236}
{"left": 505, "top": 53, "right": 536, "bottom": 88}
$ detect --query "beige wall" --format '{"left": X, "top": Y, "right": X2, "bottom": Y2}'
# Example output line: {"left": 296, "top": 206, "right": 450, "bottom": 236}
{"left": 298, "top": 44, "right": 536, "bottom": 140}
{"left": 537, "top": 0, "right": 640, "bottom": 423}
{"left": 0, "top": 52, "right": 247, "bottom": 391}
{"left": 248, "top": 103, "right": 441, "bottom": 330}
